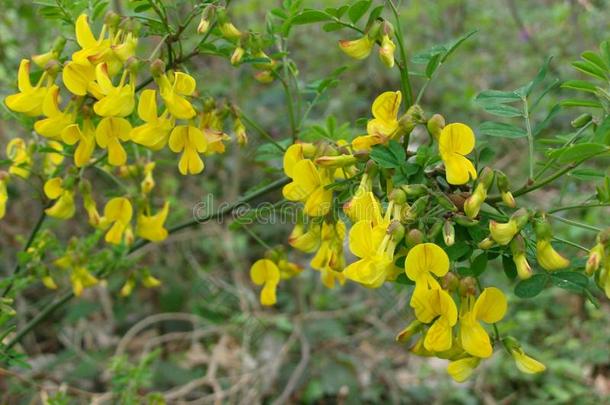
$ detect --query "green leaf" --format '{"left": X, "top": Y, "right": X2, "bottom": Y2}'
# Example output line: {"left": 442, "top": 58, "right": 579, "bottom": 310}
{"left": 365, "top": 5, "right": 384, "bottom": 28}
{"left": 370, "top": 140, "right": 406, "bottom": 169}
{"left": 560, "top": 98, "right": 603, "bottom": 109}
{"left": 502, "top": 255, "right": 517, "bottom": 280}
{"left": 593, "top": 115, "right": 610, "bottom": 144}
{"left": 561, "top": 79, "right": 598, "bottom": 94}
{"left": 549, "top": 271, "right": 589, "bottom": 293}
{"left": 475, "top": 90, "right": 521, "bottom": 105}
{"left": 581, "top": 51, "right": 609, "bottom": 71}
{"left": 425, "top": 53, "right": 442, "bottom": 78}
{"left": 347, "top": 0, "right": 371, "bottom": 23}
{"left": 469, "top": 252, "right": 488, "bottom": 277}
{"left": 479, "top": 121, "right": 527, "bottom": 138}
{"left": 553, "top": 143, "right": 608, "bottom": 164}
{"left": 514, "top": 273, "right": 549, "bottom": 298}
{"left": 571, "top": 60, "right": 607, "bottom": 81}
{"left": 322, "top": 22, "right": 343, "bottom": 32}
{"left": 441, "top": 30, "right": 477, "bottom": 63}
{"left": 570, "top": 168, "right": 606, "bottom": 180}
{"left": 481, "top": 104, "right": 523, "bottom": 118}
{"left": 291, "top": 9, "right": 332, "bottom": 25}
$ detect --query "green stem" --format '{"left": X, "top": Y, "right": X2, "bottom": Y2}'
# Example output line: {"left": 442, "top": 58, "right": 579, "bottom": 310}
{"left": 6, "top": 177, "right": 290, "bottom": 350}
{"left": 1, "top": 210, "right": 47, "bottom": 297}
{"left": 534, "top": 121, "right": 593, "bottom": 180}
{"left": 387, "top": 0, "right": 413, "bottom": 108}
{"left": 552, "top": 236, "right": 589, "bottom": 252}
{"left": 547, "top": 213, "right": 602, "bottom": 232}
{"left": 241, "top": 225, "right": 274, "bottom": 251}
{"left": 548, "top": 202, "right": 610, "bottom": 214}
{"left": 523, "top": 97, "right": 534, "bottom": 180}
{"left": 239, "top": 111, "right": 285, "bottom": 152}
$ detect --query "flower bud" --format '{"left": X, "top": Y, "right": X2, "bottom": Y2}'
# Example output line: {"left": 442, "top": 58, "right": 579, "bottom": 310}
{"left": 435, "top": 192, "right": 457, "bottom": 212}
{"left": 104, "top": 10, "right": 121, "bottom": 29}
{"left": 120, "top": 276, "right": 136, "bottom": 297}
{"left": 150, "top": 59, "right": 166, "bottom": 77}
{"left": 378, "top": 35, "right": 396, "bottom": 68}
{"left": 453, "top": 214, "right": 478, "bottom": 227}
{"left": 396, "top": 320, "right": 423, "bottom": 343}
{"left": 234, "top": 118, "right": 248, "bottom": 146}
{"left": 459, "top": 277, "right": 477, "bottom": 297}
{"left": 427, "top": 220, "right": 443, "bottom": 240}
{"left": 503, "top": 337, "right": 546, "bottom": 374}
{"left": 254, "top": 70, "right": 274, "bottom": 83}
{"left": 534, "top": 218, "right": 570, "bottom": 271}
{"left": 389, "top": 188, "right": 407, "bottom": 204}
{"left": 443, "top": 220, "right": 455, "bottom": 246}
{"left": 441, "top": 271, "right": 459, "bottom": 291}
{"left": 406, "top": 228, "right": 424, "bottom": 247}
{"left": 338, "top": 36, "right": 373, "bottom": 60}
{"left": 217, "top": 8, "right": 242, "bottom": 41}
{"left": 41, "top": 274, "right": 58, "bottom": 290}
{"left": 426, "top": 114, "right": 445, "bottom": 141}
{"left": 496, "top": 170, "right": 516, "bottom": 208}
{"left": 400, "top": 184, "right": 428, "bottom": 198}
{"left": 478, "top": 237, "right": 495, "bottom": 250}
{"left": 571, "top": 113, "right": 592, "bottom": 128}
{"left": 388, "top": 221, "right": 405, "bottom": 242}
{"left": 231, "top": 46, "right": 245, "bottom": 65}
{"left": 403, "top": 196, "right": 429, "bottom": 223}
{"left": 586, "top": 241, "right": 606, "bottom": 275}
{"left": 510, "top": 235, "right": 532, "bottom": 279}
{"left": 315, "top": 154, "right": 357, "bottom": 168}
{"left": 489, "top": 208, "right": 529, "bottom": 245}
{"left": 398, "top": 105, "right": 425, "bottom": 134}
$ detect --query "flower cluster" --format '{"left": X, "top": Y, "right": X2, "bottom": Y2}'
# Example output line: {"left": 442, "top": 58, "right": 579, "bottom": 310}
{"left": 2, "top": 13, "right": 245, "bottom": 295}
{"left": 246, "top": 89, "right": 610, "bottom": 382}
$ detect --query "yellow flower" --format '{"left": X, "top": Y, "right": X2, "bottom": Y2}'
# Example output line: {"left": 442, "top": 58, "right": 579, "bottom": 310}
{"left": 447, "top": 357, "right": 481, "bottom": 382}
{"left": 34, "top": 85, "right": 75, "bottom": 139}
{"left": 44, "top": 177, "right": 75, "bottom": 219}
{"left": 140, "top": 162, "right": 156, "bottom": 194}
{"left": 200, "top": 109, "right": 230, "bottom": 155}
{"left": 131, "top": 89, "right": 174, "bottom": 150}
{"left": 411, "top": 287, "right": 458, "bottom": 352}
{"left": 536, "top": 240, "right": 570, "bottom": 271}
{"left": 352, "top": 91, "right": 402, "bottom": 151}
{"left": 250, "top": 259, "right": 281, "bottom": 306}
{"left": 93, "top": 63, "right": 135, "bottom": 117}
{"left": 405, "top": 243, "right": 449, "bottom": 290}
{"left": 157, "top": 71, "right": 197, "bottom": 119}
{"left": 439, "top": 123, "right": 478, "bottom": 185}
{"left": 136, "top": 202, "right": 170, "bottom": 242}
{"left": 277, "top": 259, "right": 303, "bottom": 279}
{"left": 62, "top": 119, "right": 96, "bottom": 167}
{"left": 95, "top": 117, "right": 132, "bottom": 166}
{"left": 169, "top": 125, "right": 208, "bottom": 175}
{"left": 282, "top": 143, "right": 315, "bottom": 178}
{"left": 282, "top": 159, "right": 333, "bottom": 217}
{"left": 62, "top": 60, "right": 97, "bottom": 97}
{"left": 343, "top": 175, "right": 382, "bottom": 223}
{"left": 338, "top": 36, "right": 373, "bottom": 59}
{"left": 43, "top": 140, "right": 65, "bottom": 174}
{"left": 55, "top": 254, "right": 99, "bottom": 297}
{"left": 511, "top": 348, "right": 546, "bottom": 374}
{"left": 6, "top": 138, "right": 32, "bottom": 179}
{"left": 343, "top": 213, "right": 395, "bottom": 288}
{"left": 379, "top": 35, "right": 396, "bottom": 68}
{"left": 311, "top": 220, "right": 346, "bottom": 289}
{"left": 459, "top": 287, "right": 507, "bottom": 358}
{"left": 0, "top": 175, "right": 8, "bottom": 219}
{"left": 5, "top": 59, "right": 50, "bottom": 116}
{"left": 586, "top": 242, "right": 605, "bottom": 275}
{"left": 100, "top": 197, "right": 133, "bottom": 244}
{"left": 288, "top": 221, "right": 321, "bottom": 253}
{"left": 489, "top": 220, "right": 518, "bottom": 245}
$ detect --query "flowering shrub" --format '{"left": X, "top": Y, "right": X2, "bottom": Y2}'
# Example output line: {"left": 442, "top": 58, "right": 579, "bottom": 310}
{"left": 1, "top": 0, "right": 609, "bottom": 397}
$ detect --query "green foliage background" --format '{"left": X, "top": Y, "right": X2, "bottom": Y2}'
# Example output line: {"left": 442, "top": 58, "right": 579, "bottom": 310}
{"left": 0, "top": 0, "right": 609, "bottom": 403}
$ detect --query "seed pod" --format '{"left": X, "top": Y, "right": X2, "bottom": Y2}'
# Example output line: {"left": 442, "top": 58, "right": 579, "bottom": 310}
{"left": 571, "top": 113, "right": 592, "bottom": 128}
{"left": 443, "top": 220, "right": 455, "bottom": 246}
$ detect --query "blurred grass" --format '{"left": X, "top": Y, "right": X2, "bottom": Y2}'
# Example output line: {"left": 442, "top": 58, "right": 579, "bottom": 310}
{"left": 1, "top": 0, "right": 610, "bottom": 403}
